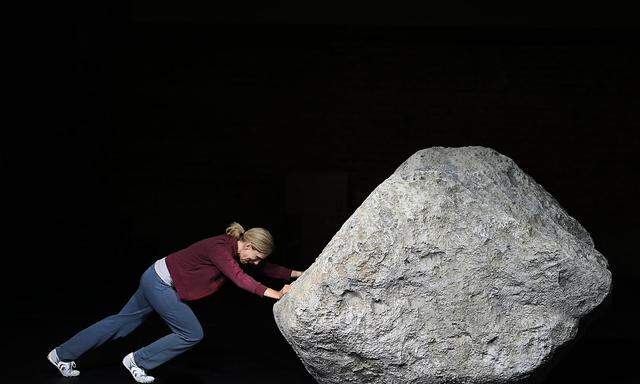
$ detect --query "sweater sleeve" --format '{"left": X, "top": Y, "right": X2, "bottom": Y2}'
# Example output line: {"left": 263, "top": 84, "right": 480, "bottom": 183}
{"left": 255, "top": 261, "right": 292, "bottom": 280}
{"left": 209, "top": 250, "right": 268, "bottom": 297}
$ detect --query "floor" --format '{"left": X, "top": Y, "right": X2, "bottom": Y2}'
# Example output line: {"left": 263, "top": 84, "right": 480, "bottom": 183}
{"left": 14, "top": 273, "right": 637, "bottom": 384}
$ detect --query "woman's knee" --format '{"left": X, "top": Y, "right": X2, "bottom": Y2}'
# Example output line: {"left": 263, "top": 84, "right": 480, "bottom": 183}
{"left": 191, "top": 326, "right": 204, "bottom": 343}
{"left": 182, "top": 325, "right": 204, "bottom": 344}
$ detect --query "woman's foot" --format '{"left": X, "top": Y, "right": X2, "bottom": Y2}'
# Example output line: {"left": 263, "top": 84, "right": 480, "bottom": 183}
{"left": 122, "top": 352, "right": 155, "bottom": 383}
{"left": 47, "top": 348, "right": 80, "bottom": 377}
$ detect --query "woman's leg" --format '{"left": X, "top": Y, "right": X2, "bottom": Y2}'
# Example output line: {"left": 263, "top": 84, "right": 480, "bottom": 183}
{"left": 55, "top": 267, "right": 155, "bottom": 361}
{"left": 132, "top": 266, "right": 204, "bottom": 371}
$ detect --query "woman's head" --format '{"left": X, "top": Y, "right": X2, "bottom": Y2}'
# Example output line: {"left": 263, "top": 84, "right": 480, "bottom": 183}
{"left": 225, "top": 222, "right": 274, "bottom": 266}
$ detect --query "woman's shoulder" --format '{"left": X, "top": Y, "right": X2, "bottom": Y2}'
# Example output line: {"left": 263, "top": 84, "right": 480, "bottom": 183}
{"left": 198, "top": 233, "right": 232, "bottom": 243}
{"left": 197, "top": 234, "right": 236, "bottom": 254}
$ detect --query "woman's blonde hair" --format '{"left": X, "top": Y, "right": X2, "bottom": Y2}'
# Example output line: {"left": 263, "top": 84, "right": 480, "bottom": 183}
{"left": 225, "top": 222, "right": 274, "bottom": 255}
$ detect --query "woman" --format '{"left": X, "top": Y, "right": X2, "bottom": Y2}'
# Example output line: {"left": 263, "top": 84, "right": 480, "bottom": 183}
{"left": 46, "top": 222, "right": 304, "bottom": 383}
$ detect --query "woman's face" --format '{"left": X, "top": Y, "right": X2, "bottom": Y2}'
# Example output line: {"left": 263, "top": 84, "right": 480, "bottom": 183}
{"left": 238, "top": 241, "right": 267, "bottom": 266}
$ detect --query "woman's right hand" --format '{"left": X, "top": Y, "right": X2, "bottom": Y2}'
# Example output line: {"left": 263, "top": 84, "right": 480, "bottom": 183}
{"left": 279, "top": 284, "right": 291, "bottom": 298}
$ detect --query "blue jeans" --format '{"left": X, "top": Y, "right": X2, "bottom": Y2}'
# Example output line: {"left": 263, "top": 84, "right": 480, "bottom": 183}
{"left": 55, "top": 264, "right": 204, "bottom": 370}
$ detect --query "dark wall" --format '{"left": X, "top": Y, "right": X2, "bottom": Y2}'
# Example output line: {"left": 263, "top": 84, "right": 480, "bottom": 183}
{"left": 128, "top": 1, "right": 638, "bottom": 28}
{"left": 9, "top": 3, "right": 639, "bottom": 382}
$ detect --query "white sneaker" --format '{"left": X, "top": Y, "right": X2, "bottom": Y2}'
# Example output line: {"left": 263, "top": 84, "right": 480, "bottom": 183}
{"left": 47, "top": 348, "right": 80, "bottom": 377}
{"left": 122, "top": 352, "right": 155, "bottom": 383}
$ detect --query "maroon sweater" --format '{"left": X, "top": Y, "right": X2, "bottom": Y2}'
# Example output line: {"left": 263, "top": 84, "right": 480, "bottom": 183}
{"left": 165, "top": 234, "right": 292, "bottom": 301}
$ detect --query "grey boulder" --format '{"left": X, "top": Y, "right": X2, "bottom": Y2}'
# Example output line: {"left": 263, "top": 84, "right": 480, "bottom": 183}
{"left": 273, "top": 146, "right": 612, "bottom": 384}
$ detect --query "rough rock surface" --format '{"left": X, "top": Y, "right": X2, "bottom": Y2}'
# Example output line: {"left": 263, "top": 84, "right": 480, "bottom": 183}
{"left": 273, "top": 146, "right": 612, "bottom": 384}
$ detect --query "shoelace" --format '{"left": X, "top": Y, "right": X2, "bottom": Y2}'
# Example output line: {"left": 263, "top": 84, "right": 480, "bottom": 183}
{"left": 58, "top": 361, "right": 76, "bottom": 372}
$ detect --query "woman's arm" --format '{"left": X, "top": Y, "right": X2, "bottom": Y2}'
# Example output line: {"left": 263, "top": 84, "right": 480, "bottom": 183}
{"left": 255, "top": 261, "right": 293, "bottom": 280}
{"left": 263, "top": 285, "right": 291, "bottom": 300}
{"left": 254, "top": 262, "right": 305, "bottom": 280}
{"left": 210, "top": 250, "right": 270, "bottom": 296}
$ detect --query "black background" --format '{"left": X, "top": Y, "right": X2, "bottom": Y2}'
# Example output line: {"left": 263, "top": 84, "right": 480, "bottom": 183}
{"left": 7, "top": 1, "right": 639, "bottom": 383}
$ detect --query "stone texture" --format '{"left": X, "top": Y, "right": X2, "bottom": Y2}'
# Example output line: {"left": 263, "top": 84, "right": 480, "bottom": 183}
{"left": 273, "top": 146, "right": 612, "bottom": 384}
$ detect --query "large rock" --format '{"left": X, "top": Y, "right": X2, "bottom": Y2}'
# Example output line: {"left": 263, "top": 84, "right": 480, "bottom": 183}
{"left": 273, "top": 146, "right": 612, "bottom": 384}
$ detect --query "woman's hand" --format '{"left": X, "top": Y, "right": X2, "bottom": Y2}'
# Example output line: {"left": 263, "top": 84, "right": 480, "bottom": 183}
{"left": 290, "top": 270, "right": 304, "bottom": 278}
{"left": 264, "top": 285, "right": 292, "bottom": 300}
{"left": 264, "top": 288, "right": 283, "bottom": 300}
{"left": 279, "top": 284, "right": 291, "bottom": 297}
